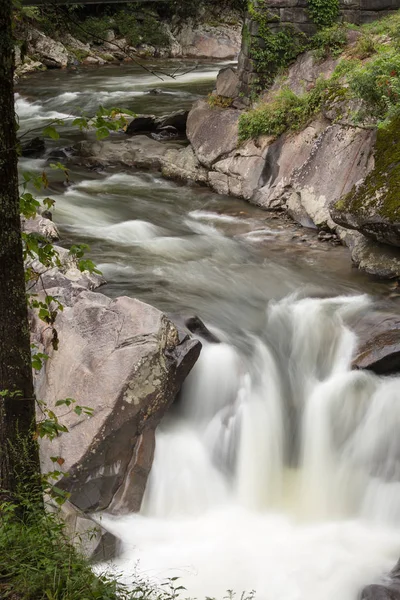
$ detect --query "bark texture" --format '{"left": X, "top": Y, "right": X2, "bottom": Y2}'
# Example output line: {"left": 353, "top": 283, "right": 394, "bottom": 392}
{"left": 0, "top": 0, "right": 41, "bottom": 500}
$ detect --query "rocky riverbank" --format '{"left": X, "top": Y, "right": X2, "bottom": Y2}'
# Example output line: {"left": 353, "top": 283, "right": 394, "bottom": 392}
{"left": 13, "top": 7, "right": 242, "bottom": 79}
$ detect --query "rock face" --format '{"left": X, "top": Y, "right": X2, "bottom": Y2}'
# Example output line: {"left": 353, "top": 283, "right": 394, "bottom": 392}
{"left": 187, "top": 100, "right": 240, "bottom": 168}
{"left": 27, "top": 29, "right": 69, "bottom": 68}
{"left": 172, "top": 22, "right": 241, "bottom": 59}
{"left": 331, "top": 115, "right": 400, "bottom": 248}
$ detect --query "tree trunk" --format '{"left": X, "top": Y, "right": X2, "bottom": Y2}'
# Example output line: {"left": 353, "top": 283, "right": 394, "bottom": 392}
{"left": 0, "top": 0, "right": 41, "bottom": 503}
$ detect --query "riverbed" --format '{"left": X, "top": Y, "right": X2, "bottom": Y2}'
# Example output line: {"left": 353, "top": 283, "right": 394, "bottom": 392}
{"left": 16, "top": 60, "right": 400, "bottom": 600}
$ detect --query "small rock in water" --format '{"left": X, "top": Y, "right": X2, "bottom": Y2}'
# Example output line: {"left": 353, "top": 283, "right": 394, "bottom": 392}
{"left": 148, "top": 88, "right": 163, "bottom": 95}
{"left": 151, "top": 126, "right": 179, "bottom": 141}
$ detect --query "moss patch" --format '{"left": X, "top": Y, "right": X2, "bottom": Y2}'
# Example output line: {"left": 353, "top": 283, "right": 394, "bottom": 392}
{"left": 335, "top": 115, "right": 400, "bottom": 221}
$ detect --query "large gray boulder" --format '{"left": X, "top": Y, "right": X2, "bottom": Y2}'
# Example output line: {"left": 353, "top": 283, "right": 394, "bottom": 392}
{"left": 187, "top": 99, "right": 240, "bottom": 168}
{"left": 35, "top": 291, "right": 201, "bottom": 515}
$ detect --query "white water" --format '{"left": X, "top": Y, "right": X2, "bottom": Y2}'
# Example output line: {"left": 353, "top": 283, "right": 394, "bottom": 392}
{"left": 97, "top": 294, "right": 400, "bottom": 599}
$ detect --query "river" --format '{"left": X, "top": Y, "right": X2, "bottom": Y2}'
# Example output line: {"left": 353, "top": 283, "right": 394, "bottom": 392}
{"left": 16, "top": 60, "right": 400, "bottom": 600}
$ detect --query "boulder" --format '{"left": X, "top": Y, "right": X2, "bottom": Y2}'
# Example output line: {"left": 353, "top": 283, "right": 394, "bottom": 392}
{"left": 76, "top": 136, "right": 178, "bottom": 171}
{"left": 125, "top": 110, "right": 188, "bottom": 137}
{"left": 187, "top": 99, "right": 240, "bottom": 168}
{"left": 361, "top": 559, "right": 400, "bottom": 600}
{"left": 126, "top": 115, "right": 158, "bottom": 136}
{"left": 35, "top": 291, "right": 201, "bottom": 515}
{"left": 158, "top": 110, "right": 188, "bottom": 134}
{"left": 351, "top": 310, "right": 400, "bottom": 375}
{"left": 22, "top": 215, "right": 59, "bottom": 242}
{"left": 331, "top": 116, "right": 400, "bottom": 247}
{"left": 27, "top": 29, "right": 68, "bottom": 68}
{"left": 161, "top": 145, "right": 209, "bottom": 184}
{"left": 216, "top": 66, "right": 240, "bottom": 98}
{"left": 339, "top": 229, "right": 400, "bottom": 279}
{"left": 20, "top": 136, "right": 45, "bottom": 158}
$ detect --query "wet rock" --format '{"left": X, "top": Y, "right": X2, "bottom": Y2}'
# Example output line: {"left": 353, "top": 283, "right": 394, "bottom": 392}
{"left": 185, "top": 316, "right": 221, "bottom": 344}
{"left": 151, "top": 126, "right": 179, "bottom": 141}
{"left": 216, "top": 66, "right": 239, "bottom": 98}
{"left": 340, "top": 229, "right": 400, "bottom": 279}
{"left": 125, "top": 115, "right": 158, "bottom": 135}
{"left": 158, "top": 109, "right": 188, "bottom": 135}
{"left": 77, "top": 136, "right": 177, "bottom": 171}
{"left": 352, "top": 310, "right": 400, "bottom": 375}
{"left": 126, "top": 110, "right": 188, "bottom": 137}
{"left": 147, "top": 88, "right": 163, "bottom": 95}
{"left": 34, "top": 292, "right": 202, "bottom": 515}
{"left": 361, "top": 559, "right": 400, "bottom": 599}
{"left": 20, "top": 136, "right": 45, "bottom": 158}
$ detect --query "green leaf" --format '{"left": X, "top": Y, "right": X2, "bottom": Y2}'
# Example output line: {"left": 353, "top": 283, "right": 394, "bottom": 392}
{"left": 96, "top": 126, "right": 110, "bottom": 140}
{"left": 43, "top": 125, "right": 60, "bottom": 140}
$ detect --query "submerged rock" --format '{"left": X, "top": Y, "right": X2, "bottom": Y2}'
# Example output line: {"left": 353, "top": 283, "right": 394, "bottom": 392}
{"left": 352, "top": 310, "right": 400, "bottom": 375}
{"left": 21, "top": 136, "right": 45, "bottom": 158}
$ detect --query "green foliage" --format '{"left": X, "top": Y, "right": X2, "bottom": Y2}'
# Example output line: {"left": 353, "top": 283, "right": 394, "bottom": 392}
{"left": 351, "top": 34, "right": 377, "bottom": 60}
{"left": 238, "top": 81, "right": 328, "bottom": 141}
{"left": 0, "top": 503, "right": 121, "bottom": 600}
{"left": 247, "top": 4, "right": 308, "bottom": 89}
{"left": 307, "top": 0, "right": 339, "bottom": 29}
{"left": 347, "top": 48, "right": 400, "bottom": 123}
{"left": 311, "top": 23, "right": 348, "bottom": 60}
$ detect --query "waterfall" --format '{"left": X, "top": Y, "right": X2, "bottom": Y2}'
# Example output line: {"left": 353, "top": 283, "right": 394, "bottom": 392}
{"left": 99, "top": 294, "right": 400, "bottom": 600}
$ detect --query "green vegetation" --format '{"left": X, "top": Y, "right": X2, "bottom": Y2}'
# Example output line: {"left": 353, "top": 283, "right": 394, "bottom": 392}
{"left": 307, "top": 0, "right": 339, "bottom": 29}
{"left": 311, "top": 23, "right": 348, "bottom": 60}
{"left": 247, "top": 2, "right": 308, "bottom": 90}
{"left": 239, "top": 10, "right": 400, "bottom": 140}
{"left": 238, "top": 81, "right": 329, "bottom": 141}
{"left": 208, "top": 93, "right": 234, "bottom": 108}
{"left": 334, "top": 114, "right": 400, "bottom": 221}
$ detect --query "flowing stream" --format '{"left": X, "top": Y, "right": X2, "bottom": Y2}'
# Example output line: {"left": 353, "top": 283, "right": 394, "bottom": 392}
{"left": 16, "top": 60, "right": 400, "bottom": 600}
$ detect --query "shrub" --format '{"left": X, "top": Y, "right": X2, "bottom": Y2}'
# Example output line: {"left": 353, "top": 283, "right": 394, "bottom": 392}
{"left": 347, "top": 48, "right": 400, "bottom": 123}
{"left": 351, "top": 34, "right": 377, "bottom": 59}
{"left": 311, "top": 23, "right": 349, "bottom": 60}
{"left": 238, "top": 82, "right": 328, "bottom": 141}
{"left": 208, "top": 94, "right": 234, "bottom": 108}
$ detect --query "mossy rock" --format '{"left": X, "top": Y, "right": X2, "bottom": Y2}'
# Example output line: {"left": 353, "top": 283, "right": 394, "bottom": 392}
{"left": 331, "top": 116, "right": 400, "bottom": 247}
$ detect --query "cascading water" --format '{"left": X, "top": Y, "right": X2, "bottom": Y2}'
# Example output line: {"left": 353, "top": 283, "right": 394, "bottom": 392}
{"left": 99, "top": 294, "right": 400, "bottom": 600}
{"left": 16, "top": 61, "right": 400, "bottom": 600}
